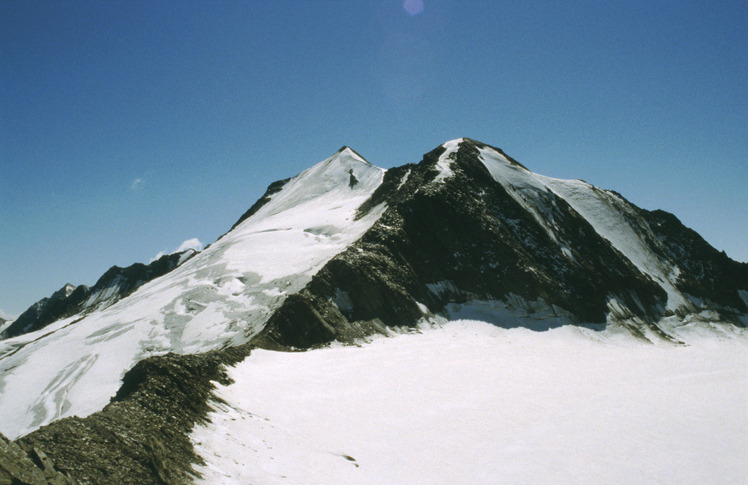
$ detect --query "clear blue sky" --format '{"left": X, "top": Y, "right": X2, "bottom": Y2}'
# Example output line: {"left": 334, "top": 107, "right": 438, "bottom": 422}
{"left": 1, "top": 0, "right": 746, "bottom": 318}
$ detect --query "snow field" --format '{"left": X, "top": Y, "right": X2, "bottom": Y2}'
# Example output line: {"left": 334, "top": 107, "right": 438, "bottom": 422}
{"left": 192, "top": 320, "right": 748, "bottom": 484}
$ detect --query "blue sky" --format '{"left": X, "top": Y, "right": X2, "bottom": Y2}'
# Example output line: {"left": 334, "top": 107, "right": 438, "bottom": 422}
{"left": 1, "top": 0, "right": 746, "bottom": 317}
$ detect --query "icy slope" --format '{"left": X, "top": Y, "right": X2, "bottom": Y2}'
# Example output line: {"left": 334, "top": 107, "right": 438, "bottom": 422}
{"left": 476, "top": 144, "right": 692, "bottom": 313}
{"left": 0, "top": 147, "right": 386, "bottom": 439}
{"left": 192, "top": 320, "right": 748, "bottom": 484}
{"left": 2, "top": 250, "right": 197, "bottom": 340}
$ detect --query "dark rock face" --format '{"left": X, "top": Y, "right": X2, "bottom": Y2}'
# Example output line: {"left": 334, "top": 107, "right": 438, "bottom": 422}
{"left": 1, "top": 432, "right": 73, "bottom": 484}
{"left": 642, "top": 208, "right": 748, "bottom": 312}
{"left": 2, "top": 251, "right": 195, "bottom": 340}
{"left": 227, "top": 177, "right": 291, "bottom": 234}
{"left": 16, "top": 345, "right": 251, "bottom": 484}
{"left": 1, "top": 284, "right": 87, "bottom": 340}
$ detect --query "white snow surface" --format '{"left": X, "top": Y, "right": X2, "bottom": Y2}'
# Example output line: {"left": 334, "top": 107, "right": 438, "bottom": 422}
{"left": 0, "top": 148, "right": 386, "bottom": 439}
{"left": 433, "top": 138, "right": 462, "bottom": 183}
{"left": 192, "top": 319, "right": 748, "bottom": 484}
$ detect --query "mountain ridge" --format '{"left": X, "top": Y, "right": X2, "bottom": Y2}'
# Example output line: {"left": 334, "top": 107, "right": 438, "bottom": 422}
{"left": 0, "top": 138, "right": 745, "bottom": 483}
{"left": 1, "top": 250, "right": 198, "bottom": 340}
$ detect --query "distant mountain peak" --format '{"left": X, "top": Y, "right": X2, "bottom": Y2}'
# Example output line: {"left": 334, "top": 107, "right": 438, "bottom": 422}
{"left": 62, "top": 283, "right": 77, "bottom": 297}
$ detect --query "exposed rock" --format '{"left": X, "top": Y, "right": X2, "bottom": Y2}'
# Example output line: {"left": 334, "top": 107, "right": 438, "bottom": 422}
{"left": 1, "top": 284, "right": 88, "bottom": 340}
{"left": 0, "top": 432, "right": 72, "bottom": 485}
{"left": 16, "top": 345, "right": 251, "bottom": 484}
{"left": 642, "top": 208, "right": 748, "bottom": 313}
{"left": 226, "top": 177, "right": 291, "bottom": 234}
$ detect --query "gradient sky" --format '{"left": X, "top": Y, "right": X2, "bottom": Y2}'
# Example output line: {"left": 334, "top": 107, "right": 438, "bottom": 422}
{"left": 1, "top": 0, "right": 746, "bottom": 318}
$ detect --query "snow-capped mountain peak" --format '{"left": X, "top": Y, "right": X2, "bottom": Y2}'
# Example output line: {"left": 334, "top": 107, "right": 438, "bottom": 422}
{"left": 0, "top": 147, "right": 387, "bottom": 439}
{"left": 334, "top": 145, "right": 369, "bottom": 161}
{"left": 247, "top": 146, "right": 381, "bottom": 221}
{"left": 0, "top": 139, "right": 745, "bottom": 484}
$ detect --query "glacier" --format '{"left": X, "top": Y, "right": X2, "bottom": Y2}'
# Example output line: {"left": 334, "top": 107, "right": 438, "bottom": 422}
{"left": 0, "top": 138, "right": 745, "bottom": 484}
{"left": 0, "top": 147, "right": 386, "bottom": 439}
{"left": 192, "top": 319, "right": 748, "bottom": 484}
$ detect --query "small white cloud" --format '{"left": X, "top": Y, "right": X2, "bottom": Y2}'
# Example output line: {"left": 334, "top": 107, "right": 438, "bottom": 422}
{"left": 0, "top": 308, "right": 16, "bottom": 321}
{"left": 130, "top": 178, "right": 145, "bottom": 191}
{"left": 151, "top": 238, "right": 203, "bottom": 262}
{"left": 175, "top": 238, "right": 203, "bottom": 253}
{"left": 151, "top": 251, "right": 168, "bottom": 262}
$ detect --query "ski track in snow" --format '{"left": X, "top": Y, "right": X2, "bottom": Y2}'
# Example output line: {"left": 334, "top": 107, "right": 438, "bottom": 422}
{"left": 192, "top": 320, "right": 748, "bottom": 485}
{"left": 0, "top": 149, "right": 386, "bottom": 439}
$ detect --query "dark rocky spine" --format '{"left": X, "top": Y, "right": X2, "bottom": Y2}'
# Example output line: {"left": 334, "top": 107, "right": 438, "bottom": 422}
{"left": 14, "top": 345, "right": 252, "bottom": 484}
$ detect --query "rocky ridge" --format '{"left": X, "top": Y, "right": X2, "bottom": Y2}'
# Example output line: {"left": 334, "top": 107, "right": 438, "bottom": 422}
{"left": 2, "top": 250, "right": 197, "bottom": 340}
{"left": 2, "top": 138, "right": 746, "bottom": 483}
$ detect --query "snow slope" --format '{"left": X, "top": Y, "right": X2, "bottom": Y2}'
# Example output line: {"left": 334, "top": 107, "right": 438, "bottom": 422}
{"left": 0, "top": 148, "right": 386, "bottom": 439}
{"left": 432, "top": 137, "right": 461, "bottom": 183}
{"left": 476, "top": 144, "right": 692, "bottom": 313}
{"left": 192, "top": 320, "right": 748, "bottom": 484}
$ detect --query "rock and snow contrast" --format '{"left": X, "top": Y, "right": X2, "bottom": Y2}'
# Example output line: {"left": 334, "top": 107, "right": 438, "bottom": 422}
{"left": 0, "top": 139, "right": 746, "bottom": 483}
{"left": 0, "top": 146, "right": 385, "bottom": 439}
{"left": 193, "top": 320, "right": 747, "bottom": 484}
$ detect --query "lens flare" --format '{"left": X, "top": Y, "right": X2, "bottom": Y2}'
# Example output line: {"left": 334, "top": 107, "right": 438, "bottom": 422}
{"left": 403, "top": 0, "right": 424, "bottom": 16}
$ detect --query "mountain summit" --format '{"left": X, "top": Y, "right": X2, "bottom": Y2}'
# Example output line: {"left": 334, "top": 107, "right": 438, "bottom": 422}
{"left": 1, "top": 139, "right": 746, "bottom": 482}
{"left": 255, "top": 137, "right": 746, "bottom": 348}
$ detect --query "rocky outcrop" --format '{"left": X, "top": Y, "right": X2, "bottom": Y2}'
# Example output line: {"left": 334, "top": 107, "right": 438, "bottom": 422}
{"left": 15, "top": 345, "right": 251, "bottom": 484}
{"left": 642, "top": 208, "right": 748, "bottom": 313}
{"left": 226, "top": 177, "right": 291, "bottom": 234}
{"left": 1, "top": 284, "right": 86, "bottom": 340}
{"left": 0, "top": 431, "right": 73, "bottom": 485}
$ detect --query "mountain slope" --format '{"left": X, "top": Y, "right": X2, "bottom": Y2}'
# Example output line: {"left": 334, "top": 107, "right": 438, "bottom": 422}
{"left": 1, "top": 250, "right": 197, "bottom": 340}
{"left": 0, "top": 147, "right": 386, "bottom": 439}
{"left": 1, "top": 138, "right": 746, "bottom": 483}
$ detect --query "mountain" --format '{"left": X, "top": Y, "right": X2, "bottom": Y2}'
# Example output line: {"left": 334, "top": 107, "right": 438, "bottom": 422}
{"left": 1, "top": 250, "right": 197, "bottom": 340}
{"left": 255, "top": 138, "right": 746, "bottom": 348}
{"left": 1, "top": 139, "right": 746, "bottom": 483}
{"left": 0, "top": 146, "right": 387, "bottom": 441}
{"left": 2, "top": 283, "right": 81, "bottom": 339}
